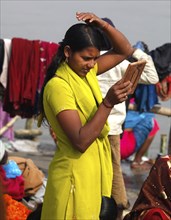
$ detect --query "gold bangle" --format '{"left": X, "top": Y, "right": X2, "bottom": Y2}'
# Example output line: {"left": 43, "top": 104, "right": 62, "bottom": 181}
{"left": 102, "top": 99, "right": 113, "bottom": 108}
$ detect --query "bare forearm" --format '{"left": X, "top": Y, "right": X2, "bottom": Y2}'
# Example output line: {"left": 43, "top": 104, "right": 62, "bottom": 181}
{"left": 102, "top": 21, "right": 134, "bottom": 57}
{"left": 77, "top": 80, "right": 132, "bottom": 152}
{"left": 78, "top": 102, "right": 112, "bottom": 152}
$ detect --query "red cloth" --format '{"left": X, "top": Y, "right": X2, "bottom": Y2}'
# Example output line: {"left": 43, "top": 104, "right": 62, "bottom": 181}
{"left": 38, "top": 41, "right": 59, "bottom": 91}
{"left": 3, "top": 38, "right": 40, "bottom": 118}
{"left": 156, "top": 75, "right": 171, "bottom": 101}
{"left": 0, "top": 166, "right": 24, "bottom": 200}
{"left": 143, "top": 208, "right": 170, "bottom": 220}
{"left": 123, "top": 156, "right": 171, "bottom": 220}
{"left": 120, "top": 130, "right": 136, "bottom": 159}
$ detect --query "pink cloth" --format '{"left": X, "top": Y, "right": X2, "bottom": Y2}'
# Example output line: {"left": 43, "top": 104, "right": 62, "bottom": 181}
{"left": 0, "top": 166, "right": 24, "bottom": 200}
{"left": 120, "top": 130, "right": 136, "bottom": 160}
{"left": 0, "top": 100, "right": 14, "bottom": 141}
{"left": 120, "top": 118, "right": 159, "bottom": 160}
{"left": 149, "top": 118, "right": 160, "bottom": 137}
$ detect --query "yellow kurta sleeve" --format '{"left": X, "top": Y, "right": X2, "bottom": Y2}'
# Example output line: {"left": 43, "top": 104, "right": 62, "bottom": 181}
{"left": 44, "top": 76, "right": 77, "bottom": 116}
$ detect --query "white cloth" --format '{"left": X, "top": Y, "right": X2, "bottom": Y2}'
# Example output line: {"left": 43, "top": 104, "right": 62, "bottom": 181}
{"left": 10, "top": 140, "right": 39, "bottom": 152}
{"left": 97, "top": 49, "right": 159, "bottom": 135}
{"left": 0, "top": 39, "right": 11, "bottom": 88}
{"left": 0, "top": 140, "right": 5, "bottom": 161}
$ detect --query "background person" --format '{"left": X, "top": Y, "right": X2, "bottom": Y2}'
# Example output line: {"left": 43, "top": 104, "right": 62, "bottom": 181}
{"left": 97, "top": 19, "right": 159, "bottom": 219}
{"left": 121, "top": 104, "right": 160, "bottom": 170}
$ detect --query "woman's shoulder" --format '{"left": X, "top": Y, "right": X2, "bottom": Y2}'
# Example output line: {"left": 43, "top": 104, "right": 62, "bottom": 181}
{"left": 46, "top": 76, "right": 71, "bottom": 90}
{"left": 44, "top": 77, "right": 74, "bottom": 100}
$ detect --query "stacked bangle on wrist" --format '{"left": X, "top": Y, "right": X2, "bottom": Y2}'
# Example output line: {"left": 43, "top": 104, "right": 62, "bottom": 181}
{"left": 102, "top": 98, "right": 113, "bottom": 108}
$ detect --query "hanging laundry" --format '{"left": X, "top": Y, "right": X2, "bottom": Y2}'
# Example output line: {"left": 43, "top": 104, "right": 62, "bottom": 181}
{"left": 132, "top": 41, "right": 159, "bottom": 111}
{"left": 150, "top": 43, "right": 171, "bottom": 81}
{"left": 0, "top": 83, "right": 14, "bottom": 141}
{"left": 34, "top": 41, "right": 59, "bottom": 113}
{"left": 0, "top": 39, "right": 4, "bottom": 74}
{"left": 3, "top": 38, "right": 40, "bottom": 118}
{"left": 38, "top": 41, "right": 59, "bottom": 92}
{"left": 156, "top": 75, "right": 171, "bottom": 101}
{"left": 134, "top": 84, "right": 159, "bottom": 112}
{"left": 0, "top": 39, "right": 11, "bottom": 88}
{"left": 2, "top": 37, "right": 59, "bottom": 118}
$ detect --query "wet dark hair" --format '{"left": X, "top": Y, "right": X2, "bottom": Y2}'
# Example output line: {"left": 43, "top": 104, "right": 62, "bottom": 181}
{"left": 38, "top": 23, "right": 102, "bottom": 120}
{"left": 64, "top": 23, "right": 102, "bottom": 52}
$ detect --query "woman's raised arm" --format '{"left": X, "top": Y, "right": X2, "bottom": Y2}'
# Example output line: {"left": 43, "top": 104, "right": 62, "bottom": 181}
{"left": 76, "top": 12, "right": 135, "bottom": 74}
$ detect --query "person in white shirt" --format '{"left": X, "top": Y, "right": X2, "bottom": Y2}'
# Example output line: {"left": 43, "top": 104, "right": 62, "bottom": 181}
{"left": 97, "top": 18, "right": 159, "bottom": 220}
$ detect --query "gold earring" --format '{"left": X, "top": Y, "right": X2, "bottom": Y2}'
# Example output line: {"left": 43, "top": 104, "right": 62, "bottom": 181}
{"left": 65, "top": 57, "right": 68, "bottom": 63}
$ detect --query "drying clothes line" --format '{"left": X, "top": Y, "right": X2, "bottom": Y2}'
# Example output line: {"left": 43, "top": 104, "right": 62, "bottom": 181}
{"left": 0, "top": 116, "right": 20, "bottom": 136}
{"left": 0, "top": 116, "right": 42, "bottom": 139}
{"left": 0, "top": 104, "right": 170, "bottom": 139}
{"left": 128, "top": 103, "right": 171, "bottom": 117}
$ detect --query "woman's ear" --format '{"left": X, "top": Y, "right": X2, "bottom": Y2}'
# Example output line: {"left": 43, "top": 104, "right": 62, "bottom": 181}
{"left": 64, "top": 45, "right": 71, "bottom": 58}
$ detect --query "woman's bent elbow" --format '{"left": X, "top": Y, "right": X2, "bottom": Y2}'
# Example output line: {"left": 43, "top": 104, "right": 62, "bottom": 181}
{"left": 74, "top": 143, "right": 88, "bottom": 153}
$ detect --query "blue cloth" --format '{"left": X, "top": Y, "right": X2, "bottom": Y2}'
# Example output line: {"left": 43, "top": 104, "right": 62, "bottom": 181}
{"left": 125, "top": 111, "right": 154, "bottom": 150}
{"left": 135, "top": 84, "right": 159, "bottom": 112}
{"left": 3, "top": 160, "right": 22, "bottom": 178}
{"left": 133, "top": 41, "right": 159, "bottom": 111}
{"left": 133, "top": 41, "right": 145, "bottom": 51}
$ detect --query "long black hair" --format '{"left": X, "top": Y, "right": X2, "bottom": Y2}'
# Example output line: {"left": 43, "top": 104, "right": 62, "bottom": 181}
{"left": 38, "top": 23, "right": 102, "bottom": 121}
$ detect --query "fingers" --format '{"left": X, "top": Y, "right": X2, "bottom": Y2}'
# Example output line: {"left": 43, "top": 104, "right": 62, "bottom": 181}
{"left": 76, "top": 12, "right": 94, "bottom": 22}
{"left": 116, "top": 92, "right": 128, "bottom": 103}
{"left": 114, "top": 80, "right": 132, "bottom": 96}
{"left": 112, "top": 82, "right": 131, "bottom": 103}
{"left": 162, "top": 81, "right": 168, "bottom": 94}
{"left": 106, "top": 88, "right": 128, "bottom": 106}
{"left": 105, "top": 80, "right": 132, "bottom": 106}
{"left": 121, "top": 93, "right": 128, "bottom": 101}
{"left": 76, "top": 12, "right": 98, "bottom": 23}
{"left": 116, "top": 80, "right": 132, "bottom": 88}
{"left": 156, "top": 82, "right": 168, "bottom": 99}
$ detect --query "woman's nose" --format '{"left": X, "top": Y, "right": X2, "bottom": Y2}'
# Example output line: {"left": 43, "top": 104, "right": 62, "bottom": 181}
{"left": 87, "top": 60, "right": 95, "bottom": 68}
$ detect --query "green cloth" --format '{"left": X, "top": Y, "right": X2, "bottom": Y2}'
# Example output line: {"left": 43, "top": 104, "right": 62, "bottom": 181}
{"left": 41, "top": 62, "right": 112, "bottom": 220}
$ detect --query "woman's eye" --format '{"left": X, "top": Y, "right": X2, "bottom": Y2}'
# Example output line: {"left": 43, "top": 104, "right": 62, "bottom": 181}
{"left": 82, "top": 57, "right": 91, "bottom": 61}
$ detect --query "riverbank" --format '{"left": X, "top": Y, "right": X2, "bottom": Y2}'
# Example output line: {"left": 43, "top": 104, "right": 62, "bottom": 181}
{"left": 10, "top": 117, "right": 152, "bottom": 213}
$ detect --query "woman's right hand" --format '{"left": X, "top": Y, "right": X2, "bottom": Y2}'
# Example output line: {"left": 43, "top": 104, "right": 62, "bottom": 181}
{"left": 104, "top": 80, "right": 133, "bottom": 107}
{"left": 76, "top": 12, "right": 107, "bottom": 29}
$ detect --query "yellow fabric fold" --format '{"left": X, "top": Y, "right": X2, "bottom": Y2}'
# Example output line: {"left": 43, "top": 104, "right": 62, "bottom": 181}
{"left": 56, "top": 62, "right": 110, "bottom": 138}
{"left": 56, "top": 62, "right": 112, "bottom": 196}
{"left": 41, "top": 62, "right": 113, "bottom": 219}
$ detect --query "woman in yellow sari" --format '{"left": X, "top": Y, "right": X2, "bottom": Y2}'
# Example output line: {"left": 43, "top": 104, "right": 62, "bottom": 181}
{"left": 38, "top": 12, "right": 134, "bottom": 220}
